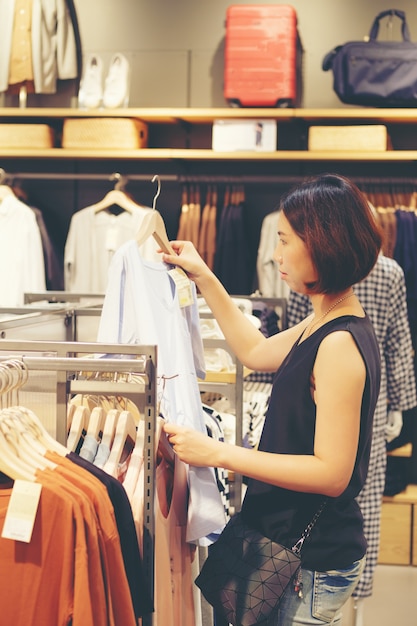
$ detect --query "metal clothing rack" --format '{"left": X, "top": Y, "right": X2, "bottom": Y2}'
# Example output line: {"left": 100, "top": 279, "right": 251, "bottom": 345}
{"left": 198, "top": 332, "right": 245, "bottom": 513}
{"left": 0, "top": 339, "right": 157, "bottom": 626}
{"left": 0, "top": 169, "right": 179, "bottom": 185}
{"left": 3, "top": 168, "right": 417, "bottom": 186}
{"left": 198, "top": 296, "right": 287, "bottom": 512}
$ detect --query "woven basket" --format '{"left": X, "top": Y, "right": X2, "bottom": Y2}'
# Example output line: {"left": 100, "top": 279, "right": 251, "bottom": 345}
{"left": 308, "top": 125, "right": 390, "bottom": 151}
{"left": 0, "top": 123, "right": 54, "bottom": 148}
{"left": 62, "top": 117, "right": 148, "bottom": 149}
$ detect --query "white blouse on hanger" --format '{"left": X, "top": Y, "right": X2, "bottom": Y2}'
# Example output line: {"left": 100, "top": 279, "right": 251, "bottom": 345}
{"left": 256, "top": 210, "right": 290, "bottom": 298}
{"left": 97, "top": 239, "right": 227, "bottom": 543}
{"left": 0, "top": 193, "right": 46, "bottom": 305}
{"left": 64, "top": 203, "right": 159, "bottom": 293}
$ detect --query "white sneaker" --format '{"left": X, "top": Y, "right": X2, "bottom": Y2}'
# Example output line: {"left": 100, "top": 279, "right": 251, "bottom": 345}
{"left": 103, "top": 53, "right": 130, "bottom": 108}
{"left": 78, "top": 53, "right": 103, "bottom": 109}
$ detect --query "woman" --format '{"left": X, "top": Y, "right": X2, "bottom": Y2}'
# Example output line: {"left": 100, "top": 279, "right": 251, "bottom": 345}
{"left": 163, "top": 173, "right": 382, "bottom": 625}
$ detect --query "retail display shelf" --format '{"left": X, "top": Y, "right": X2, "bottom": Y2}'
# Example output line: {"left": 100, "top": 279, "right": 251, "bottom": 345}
{"left": 383, "top": 484, "right": 417, "bottom": 504}
{"left": 199, "top": 367, "right": 252, "bottom": 384}
{"left": 1, "top": 147, "right": 417, "bottom": 161}
{"left": 3, "top": 106, "right": 417, "bottom": 122}
{"left": 387, "top": 443, "right": 413, "bottom": 458}
{"left": 2, "top": 107, "right": 417, "bottom": 161}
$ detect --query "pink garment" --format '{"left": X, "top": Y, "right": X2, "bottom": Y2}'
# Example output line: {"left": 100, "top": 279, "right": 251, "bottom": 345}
{"left": 154, "top": 456, "right": 196, "bottom": 626}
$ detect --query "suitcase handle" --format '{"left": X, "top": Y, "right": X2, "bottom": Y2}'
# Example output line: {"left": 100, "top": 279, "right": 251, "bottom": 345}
{"left": 369, "top": 9, "right": 411, "bottom": 42}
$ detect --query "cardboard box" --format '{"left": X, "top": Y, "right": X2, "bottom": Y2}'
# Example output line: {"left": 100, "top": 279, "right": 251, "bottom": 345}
{"left": 308, "top": 125, "right": 390, "bottom": 151}
{"left": 212, "top": 119, "right": 277, "bottom": 152}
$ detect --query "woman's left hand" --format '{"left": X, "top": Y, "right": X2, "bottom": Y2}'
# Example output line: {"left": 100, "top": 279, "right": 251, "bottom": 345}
{"left": 163, "top": 422, "right": 222, "bottom": 467}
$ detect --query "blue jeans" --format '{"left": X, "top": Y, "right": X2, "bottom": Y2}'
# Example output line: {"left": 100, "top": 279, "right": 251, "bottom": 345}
{"left": 266, "top": 556, "right": 366, "bottom": 625}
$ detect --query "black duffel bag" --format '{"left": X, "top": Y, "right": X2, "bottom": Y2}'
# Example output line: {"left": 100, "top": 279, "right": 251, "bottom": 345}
{"left": 322, "top": 9, "right": 417, "bottom": 107}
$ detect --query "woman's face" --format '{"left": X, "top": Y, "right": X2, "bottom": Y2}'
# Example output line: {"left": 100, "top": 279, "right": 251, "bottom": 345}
{"left": 273, "top": 211, "right": 317, "bottom": 294}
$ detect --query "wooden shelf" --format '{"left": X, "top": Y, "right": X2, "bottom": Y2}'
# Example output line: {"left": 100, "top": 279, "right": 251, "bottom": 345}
{"left": 2, "top": 107, "right": 417, "bottom": 161}
{"left": 0, "top": 106, "right": 295, "bottom": 123}
{"left": 296, "top": 108, "right": 417, "bottom": 123}
{"left": 1, "top": 148, "right": 417, "bottom": 162}
{"left": 200, "top": 367, "right": 252, "bottom": 384}
{"left": 388, "top": 443, "right": 413, "bottom": 458}
{"left": 383, "top": 484, "right": 417, "bottom": 504}
{"left": 3, "top": 106, "right": 417, "bottom": 123}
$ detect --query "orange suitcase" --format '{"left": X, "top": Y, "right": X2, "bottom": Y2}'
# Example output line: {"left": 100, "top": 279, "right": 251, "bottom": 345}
{"left": 224, "top": 4, "right": 303, "bottom": 107}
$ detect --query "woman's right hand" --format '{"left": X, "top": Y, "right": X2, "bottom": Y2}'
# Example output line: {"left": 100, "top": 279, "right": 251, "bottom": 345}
{"left": 162, "top": 240, "right": 211, "bottom": 284}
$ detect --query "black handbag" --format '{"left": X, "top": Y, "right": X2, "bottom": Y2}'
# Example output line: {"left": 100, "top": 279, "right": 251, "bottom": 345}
{"left": 322, "top": 9, "right": 417, "bottom": 107}
{"left": 195, "top": 503, "right": 326, "bottom": 626}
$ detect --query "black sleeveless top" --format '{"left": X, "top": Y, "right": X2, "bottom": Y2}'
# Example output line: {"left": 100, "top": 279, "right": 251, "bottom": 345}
{"left": 241, "top": 314, "right": 381, "bottom": 571}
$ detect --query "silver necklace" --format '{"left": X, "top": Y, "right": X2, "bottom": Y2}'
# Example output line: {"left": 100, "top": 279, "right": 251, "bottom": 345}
{"left": 304, "top": 292, "right": 355, "bottom": 339}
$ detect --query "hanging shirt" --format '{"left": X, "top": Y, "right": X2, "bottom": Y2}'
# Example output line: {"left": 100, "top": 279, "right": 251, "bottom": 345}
{"left": 153, "top": 456, "right": 196, "bottom": 626}
{"left": 0, "top": 192, "right": 46, "bottom": 305}
{"left": 214, "top": 201, "right": 252, "bottom": 294}
{"left": 0, "top": 0, "right": 78, "bottom": 94}
{"left": 41, "top": 455, "right": 139, "bottom": 625}
{"left": 64, "top": 204, "right": 159, "bottom": 293}
{"left": 97, "top": 239, "right": 226, "bottom": 543}
{"left": 0, "top": 480, "right": 97, "bottom": 626}
{"left": 68, "top": 451, "right": 153, "bottom": 619}
{"left": 393, "top": 209, "right": 417, "bottom": 338}
{"left": 8, "top": 0, "right": 34, "bottom": 86}
{"left": 256, "top": 210, "right": 290, "bottom": 298}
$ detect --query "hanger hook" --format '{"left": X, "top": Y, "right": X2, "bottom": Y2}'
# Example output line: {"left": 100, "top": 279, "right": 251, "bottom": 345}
{"left": 109, "top": 172, "right": 129, "bottom": 192}
{"left": 151, "top": 174, "right": 161, "bottom": 211}
{"left": 110, "top": 172, "right": 121, "bottom": 184}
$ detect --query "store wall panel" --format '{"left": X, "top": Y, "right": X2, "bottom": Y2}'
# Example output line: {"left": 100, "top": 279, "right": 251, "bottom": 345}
{"left": 0, "top": 0, "right": 416, "bottom": 108}
{"left": 129, "top": 50, "right": 189, "bottom": 107}
{"left": 189, "top": 48, "right": 226, "bottom": 107}
{"left": 70, "top": 0, "right": 417, "bottom": 109}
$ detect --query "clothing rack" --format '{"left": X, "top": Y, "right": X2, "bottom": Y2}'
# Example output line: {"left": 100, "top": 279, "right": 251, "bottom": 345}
{"left": 2, "top": 169, "right": 417, "bottom": 186}
{"left": 0, "top": 339, "right": 157, "bottom": 626}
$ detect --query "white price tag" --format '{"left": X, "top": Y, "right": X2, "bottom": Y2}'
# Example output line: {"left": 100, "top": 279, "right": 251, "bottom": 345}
{"left": 168, "top": 268, "right": 193, "bottom": 308}
{"left": 2, "top": 480, "right": 42, "bottom": 543}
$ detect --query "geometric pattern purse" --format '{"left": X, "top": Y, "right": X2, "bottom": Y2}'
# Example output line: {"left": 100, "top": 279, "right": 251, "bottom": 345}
{"left": 195, "top": 503, "right": 326, "bottom": 626}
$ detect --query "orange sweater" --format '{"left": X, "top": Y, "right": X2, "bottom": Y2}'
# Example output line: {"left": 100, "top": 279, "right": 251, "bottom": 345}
{"left": 0, "top": 480, "right": 94, "bottom": 626}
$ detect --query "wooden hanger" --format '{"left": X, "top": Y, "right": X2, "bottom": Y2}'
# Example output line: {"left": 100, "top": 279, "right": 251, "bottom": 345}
{"left": 91, "top": 172, "right": 145, "bottom": 214}
{"left": 122, "top": 418, "right": 145, "bottom": 492}
{"left": 136, "top": 174, "right": 176, "bottom": 254}
{"left": 0, "top": 423, "right": 36, "bottom": 481}
{"left": 1, "top": 412, "right": 56, "bottom": 471}
{"left": 0, "top": 409, "right": 59, "bottom": 479}
{"left": 67, "top": 402, "right": 76, "bottom": 431}
{"left": 92, "top": 188, "right": 143, "bottom": 214}
{"left": 136, "top": 210, "right": 176, "bottom": 254}
{"left": 17, "top": 405, "right": 69, "bottom": 457}
{"left": 103, "top": 410, "right": 136, "bottom": 476}
{"left": 66, "top": 405, "right": 89, "bottom": 452}
{"left": 86, "top": 406, "right": 106, "bottom": 441}
{"left": 100, "top": 408, "right": 120, "bottom": 449}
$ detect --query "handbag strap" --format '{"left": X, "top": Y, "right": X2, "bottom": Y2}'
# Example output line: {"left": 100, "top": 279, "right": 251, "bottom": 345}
{"left": 291, "top": 500, "right": 327, "bottom": 556}
{"left": 369, "top": 9, "right": 411, "bottom": 42}
{"left": 322, "top": 46, "right": 342, "bottom": 71}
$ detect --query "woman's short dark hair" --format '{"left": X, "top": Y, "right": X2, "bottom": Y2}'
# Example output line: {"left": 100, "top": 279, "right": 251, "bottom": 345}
{"left": 280, "top": 173, "right": 383, "bottom": 294}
